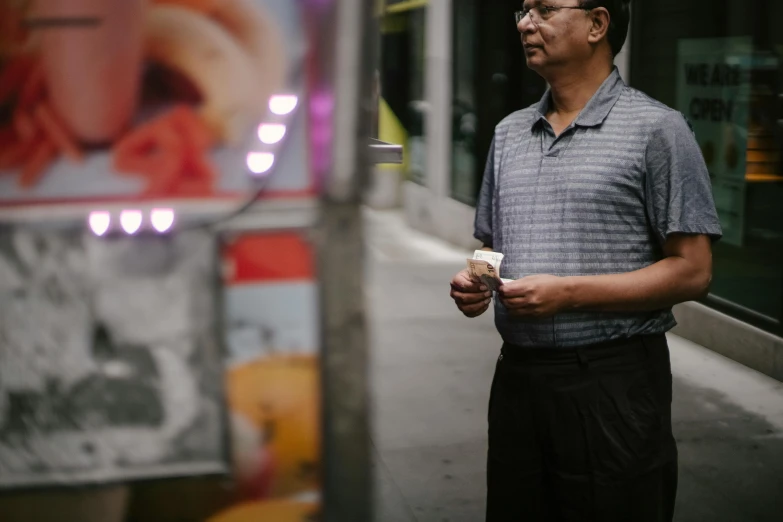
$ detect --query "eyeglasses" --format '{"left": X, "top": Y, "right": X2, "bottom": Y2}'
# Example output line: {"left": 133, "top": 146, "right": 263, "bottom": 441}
{"left": 514, "top": 4, "right": 592, "bottom": 25}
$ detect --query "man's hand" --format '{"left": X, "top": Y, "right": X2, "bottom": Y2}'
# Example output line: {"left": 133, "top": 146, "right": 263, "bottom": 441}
{"left": 498, "top": 274, "right": 570, "bottom": 317}
{"left": 450, "top": 269, "right": 492, "bottom": 318}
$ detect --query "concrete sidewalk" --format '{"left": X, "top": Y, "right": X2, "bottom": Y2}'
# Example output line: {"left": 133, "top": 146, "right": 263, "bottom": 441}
{"left": 364, "top": 208, "right": 783, "bottom": 522}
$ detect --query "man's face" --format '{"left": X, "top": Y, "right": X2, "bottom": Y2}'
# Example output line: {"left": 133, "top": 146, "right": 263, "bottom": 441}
{"left": 517, "top": 0, "right": 594, "bottom": 73}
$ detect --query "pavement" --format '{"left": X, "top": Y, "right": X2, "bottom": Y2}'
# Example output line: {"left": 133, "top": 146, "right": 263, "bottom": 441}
{"left": 363, "top": 208, "right": 783, "bottom": 522}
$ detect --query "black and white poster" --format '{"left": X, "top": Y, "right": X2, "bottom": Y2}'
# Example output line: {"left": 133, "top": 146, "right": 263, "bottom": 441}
{"left": 0, "top": 226, "right": 229, "bottom": 489}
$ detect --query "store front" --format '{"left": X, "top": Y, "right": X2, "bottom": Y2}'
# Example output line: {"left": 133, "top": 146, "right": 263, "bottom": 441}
{"left": 366, "top": 0, "right": 428, "bottom": 208}
{"left": 384, "top": 0, "right": 783, "bottom": 375}
{"left": 630, "top": 0, "right": 783, "bottom": 341}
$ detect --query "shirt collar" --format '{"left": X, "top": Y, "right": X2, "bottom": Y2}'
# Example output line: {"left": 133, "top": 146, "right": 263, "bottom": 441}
{"left": 532, "top": 67, "right": 625, "bottom": 130}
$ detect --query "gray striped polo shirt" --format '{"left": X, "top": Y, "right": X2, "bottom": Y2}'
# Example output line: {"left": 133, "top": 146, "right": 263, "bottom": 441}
{"left": 474, "top": 68, "right": 722, "bottom": 348}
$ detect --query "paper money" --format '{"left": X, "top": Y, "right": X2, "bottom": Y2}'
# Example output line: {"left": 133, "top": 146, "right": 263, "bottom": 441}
{"left": 472, "top": 250, "right": 504, "bottom": 272}
{"left": 466, "top": 258, "right": 503, "bottom": 292}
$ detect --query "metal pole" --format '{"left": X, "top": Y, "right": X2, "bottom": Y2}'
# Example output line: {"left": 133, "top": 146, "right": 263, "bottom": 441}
{"left": 317, "top": 0, "right": 379, "bottom": 520}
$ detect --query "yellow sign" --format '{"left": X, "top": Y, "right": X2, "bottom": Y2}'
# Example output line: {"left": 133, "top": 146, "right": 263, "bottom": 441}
{"left": 385, "top": 0, "right": 428, "bottom": 14}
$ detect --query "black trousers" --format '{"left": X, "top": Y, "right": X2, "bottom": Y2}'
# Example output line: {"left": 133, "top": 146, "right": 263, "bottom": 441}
{"left": 487, "top": 334, "right": 678, "bottom": 522}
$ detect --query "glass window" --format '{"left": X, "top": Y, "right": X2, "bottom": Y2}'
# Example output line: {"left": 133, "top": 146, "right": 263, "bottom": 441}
{"left": 631, "top": 0, "right": 783, "bottom": 332}
{"left": 450, "top": 0, "right": 546, "bottom": 206}
{"left": 451, "top": 0, "right": 478, "bottom": 204}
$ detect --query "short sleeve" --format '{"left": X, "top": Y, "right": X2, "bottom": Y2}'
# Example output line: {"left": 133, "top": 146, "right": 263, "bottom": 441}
{"left": 644, "top": 111, "right": 723, "bottom": 245}
{"left": 473, "top": 137, "right": 496, "bottom": 247}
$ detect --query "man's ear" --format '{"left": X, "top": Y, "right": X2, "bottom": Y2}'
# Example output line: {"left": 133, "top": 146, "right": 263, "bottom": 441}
{"left": 587, "top": 7, "right": 611, "bottom": 45}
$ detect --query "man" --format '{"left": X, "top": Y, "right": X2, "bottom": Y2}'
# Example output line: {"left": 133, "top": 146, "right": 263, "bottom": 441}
{"left": 449, "top": 1, "right": 722, "bottom": 520}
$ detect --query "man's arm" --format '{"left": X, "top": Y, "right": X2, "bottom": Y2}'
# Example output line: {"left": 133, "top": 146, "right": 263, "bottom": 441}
{"left": 563, "top": 233, "right": 712, "bottom": 312}
{"left": 561, "top": 111, "right": 719, "bottom": 312}
{"left": 498, "top": 234, "right": 712, "bottom": 316}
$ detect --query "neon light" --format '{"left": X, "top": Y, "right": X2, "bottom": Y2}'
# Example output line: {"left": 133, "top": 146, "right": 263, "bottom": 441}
{"left": 258, "top": 124, "right": 286, "bottom": 144}
{"left": 246, "top": 152, "right": 275, "bottom": 175}
{"left": 120, "top": 210, "right": 143, "bottom": 235}
{"left": 269, "top": 95, "right": 298, "bottom": 115}
{"left": 150, "top": 208, "right": 175, "bottom": 233}
{"left": 88, "top": 211, "right": 111, "bottom": 236}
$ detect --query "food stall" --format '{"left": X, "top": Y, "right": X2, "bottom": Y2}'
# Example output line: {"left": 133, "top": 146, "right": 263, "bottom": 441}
{"left": 0, "top": 0, "right": 393, "bottom": 520}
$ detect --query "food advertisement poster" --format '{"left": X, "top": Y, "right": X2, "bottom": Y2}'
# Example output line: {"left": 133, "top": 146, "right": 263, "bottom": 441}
{"left": 0, "top": 0, "right": 311, "bottom": 212}
{"left": 677, "top": 37, "right": 752, "bottom": 247}
{"left": 212, "top": 232, "right": 321, "bottom": 522}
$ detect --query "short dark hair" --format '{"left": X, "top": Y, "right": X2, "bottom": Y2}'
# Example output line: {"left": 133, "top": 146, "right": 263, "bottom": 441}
{"left": 580, "top": 0, "right": 632, "bottom": 56}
